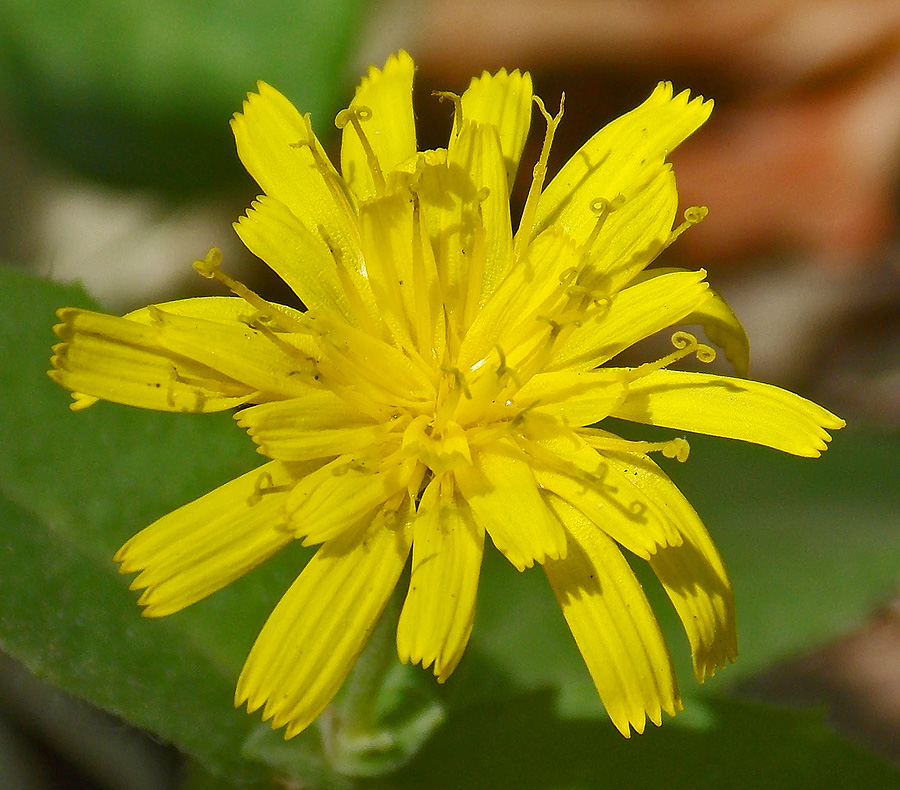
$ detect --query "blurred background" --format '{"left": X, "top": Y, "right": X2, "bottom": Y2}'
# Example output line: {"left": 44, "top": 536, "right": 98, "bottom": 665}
{"left": 2, "top": 0, "right": 899, "bottom": 787}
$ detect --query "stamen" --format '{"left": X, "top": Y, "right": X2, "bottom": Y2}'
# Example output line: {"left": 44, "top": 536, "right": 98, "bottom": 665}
{"left": 582, "top": 194, "right": 625, "bottom": 252}
{"left": 628, "top": 501, "right": 648, "bottom": 522}
{"left": 440, "top": 364, "right": 472, "bottom": 400}
{"left": 401, "top": 416, "right": 472, "bottom": 474}
{"left": 462, "top": 213, "right": 488, "bottom": 331}
{"left": 316, "top": 224, "right": 380, "bottom": 338}
{"left": 459, "top": 183, "right": 495, "bottom": 330}
{"left": 407, "top": 463, "right": 429, "bottom": 505}
{"left": 290, "top": 114, "right": 358, "bottom": 218}
{"left": 335, "top": 105, "right": 386, "bottom": 194}
{"left": 243, "top": 314, "right": 321, "bottom": 377}
{"left": 433, "top": 91, "right": 463, "bottom": 129}
{"left": 536, "top": 314, "right": 567, "bottom": 341}
{"left": 558, "top": 267, "right": 579, "bottom": 285}
{"left": 582, "top": 433, "right": 691, "bottom": 463}
{"left": 332, "top": 457, "right": 371, "bottom": 476}
{"left": 508, "top": 399, "right": 539, "bottom": 431}
{"left": 625, "top": 330, "right": 716, "bottom": 382}
{"left": 494, "top": 345, "right": 520, "bottom": 387}
{"left": 513, "top": 433, "right": 621, "bottom": 495}
{"left": 192, "top": 248, "right": 307, "bottom": 335}
{"left": 246, "top": 469, "right": 293, "bottom": 506}
{"left": 564, "top": 282, "right": 609, "bottom": 306}
{"left": 493, "top": 312, "right": 581, "bottom": 392}
{"left": 432, "top": 364, "right": 471, "bottom": 433}
{"left": 410, "top": 192, "right": 438, "bottom": 357}
{"left": 162, "top": 363, "right": 218, "bottom": 412}
{"left": 666, "top": 205, "right": 709, "bottom": 248}
{"left": 514, "top": 93, "right": 565, "bottom": 262}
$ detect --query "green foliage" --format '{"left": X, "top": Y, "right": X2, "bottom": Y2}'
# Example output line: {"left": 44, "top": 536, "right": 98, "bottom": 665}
{"left": 1, "top": 265, "right": 899, "bottom": 787}
{"left": 383, "top": 694, "right": 899, "bottom": 790}
{"left": 0, "top": 0, "right": 369, "bottom": 192}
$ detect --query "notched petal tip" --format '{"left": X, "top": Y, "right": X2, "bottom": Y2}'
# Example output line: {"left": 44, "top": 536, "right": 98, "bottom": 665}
{"left": 694, "top": 642, "right": 739, "bottom": 684}
{"left": 254, "top": 80, "right": 281, "bottom": 101}
{"left": 55, "top": 306, "right": 79, "bottom": 322}
{"left": 69, "top": 392, "right": 98, "bottom": 411}
{"left": 377, "top": 49, "right": 415, "bottom": 76}
{"left": 52, "top": 313, "right": 77, "bottom": 342}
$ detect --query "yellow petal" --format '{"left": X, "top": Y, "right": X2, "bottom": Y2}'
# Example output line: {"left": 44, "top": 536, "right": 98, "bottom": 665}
{"left": 535, "top": 82, "right": 712, "bottom": 249}
{"left": 454, "top": 438, "right": 566, "bottom": 571}
{"left": 126, "top": 295, "right": 268, "bottom": 324}
{"left": 416, "top": 153, "right": 474, "bottom": 329}
{"left": 309, "top": 312, "right": 437, "bottom": 407}
{"left": 50, "top": 308, "right": 256, "bottom": 412}
{"left": 602, "top": 449, "right": 737, "bottom": 680}
{"left": 125, "top": 296, "right": 318, "bottom": 352}
{"left": 140, "top": 305, "right": 319, "bottom": 399}
{"left": 235, "top": 394, "right": 392, "bottom": 462}
{"left": 611, "top": 369, "right": 845, "bottom": 456}
{"left": 284, "top": 455, "right": 414, "bottom": 545}
{"left": 526, "top": 427, "right": 682, "bottom": 558}
{"left": 234, "top": 196, "right": 360, "bottom": 323}
{"left": 625, "top": 265, "right": 750, "bottom": 375}
{"left": 340, "top": 50, "right": 417, "bottom": 201}
{"left": 235, "top": 500, "right": 413, "bottom": 739}
{"left": 231, "top": 81, "right": 360, "bottom": 267}
{"left": 451, "top": 120, "right": 514, "bottom": 307}
{"left": 397, "top": 475, "right": 484, "bottom": 681}
{"left": 358, "top": 188, "right": 446, "bottom": 360}
{"left": 418, "top": 121, "right": 512, "bottom": 329}
{"left": 682, "top": 282, "right": 751, "bottom": 377}
{"left": 125, "top": 297, "right": 324, "bottom": 383}
{"left": 543, "top": 495, "right": 680, "bottom": 736}
{"left": 587, "top": 166, "right": 680, "bottom": 292}
{"left": 456, "top": 227, "right": 582, "bottom": 379}
{"left": 458, "top": 67, "right": 533, "bottom": 191}
{"left": 549, "top": 269, "right": 710, "bottom": 372}
{"left": 515, "top": 368, "right": 628, "bottom": 427}
{"left": 116, "top": 460, "right": 303, "bottom": 617}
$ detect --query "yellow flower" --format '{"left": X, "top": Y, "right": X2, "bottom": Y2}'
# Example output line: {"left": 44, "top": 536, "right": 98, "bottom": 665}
{"left": 49, "top": 51, "right": 844, "bottom": 739}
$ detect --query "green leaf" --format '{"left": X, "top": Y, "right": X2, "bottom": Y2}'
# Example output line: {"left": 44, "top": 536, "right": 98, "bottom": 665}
{"left": 0, "top": 266, "right": 289, "bottom": 780}
{"left": 382, "top": 693, "right": 900, "bottom": 790}
{"left": 186, "top": 694, "right": 900, "bottom": 790}
{"left": 0, "top": 492, "right": 259, "bottom": 780}
{"left": 0, "top": 0, "right": 370, "bottom": 192}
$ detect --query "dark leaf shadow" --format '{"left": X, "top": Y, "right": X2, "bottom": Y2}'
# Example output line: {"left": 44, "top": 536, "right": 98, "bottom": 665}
{"left": 381, "top": 690, "right": 899, "bottom": 790}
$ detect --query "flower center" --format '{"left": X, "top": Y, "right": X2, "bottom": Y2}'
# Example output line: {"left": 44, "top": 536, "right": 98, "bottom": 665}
{"left": 402, "top": 415, "right": 472, "bottom": 474}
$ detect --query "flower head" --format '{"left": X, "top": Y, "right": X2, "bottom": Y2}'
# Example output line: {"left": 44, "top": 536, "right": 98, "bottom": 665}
{"left": 49, "top": 51, "right": 844, "bottom": 738}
